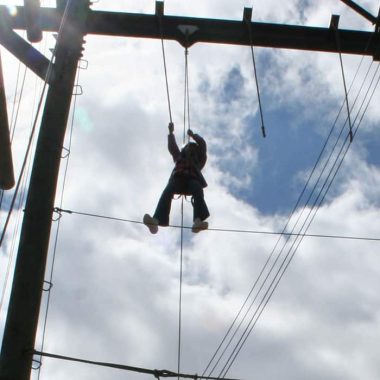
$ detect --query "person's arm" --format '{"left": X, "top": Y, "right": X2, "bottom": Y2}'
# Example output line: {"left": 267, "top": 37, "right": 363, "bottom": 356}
{"left": 188, "top": 129, "right": 207, "bottom": 169}
{"left": 168, "top": 122, "right": 180, "bottom": 161}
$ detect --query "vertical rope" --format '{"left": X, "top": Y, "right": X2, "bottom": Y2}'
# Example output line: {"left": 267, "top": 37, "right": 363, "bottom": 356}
{"left": 178, "top": 44, "right": 191, "bottom": 380}
{"left": 177, "top": 42, "right": 193, "bottom": 380}
{"left": 334, "top": 24, "right": 353, "bottom": 142}
{"left": 158, "top": 7, "right": 187, "bottom": 377}
{"left": 245, "top": 14, "right": 266, "bottom": 138}
{"left": 161, "top": 38, "right": 173, "bottom": 123}
{"left": 177, "top": 199, "right": 184, "bottom": 380}
{"left": 185, "top": 48, "right": 191, "bottom": 140}
{"left": 158, "top": 8, "right": 173, "bottom": 123}
{"left": 183, "top": 47, "right": 191, "bottom": 143}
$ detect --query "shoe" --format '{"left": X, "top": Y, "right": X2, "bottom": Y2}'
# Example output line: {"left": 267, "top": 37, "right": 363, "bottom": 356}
{"left": 143, "top": 214, "right": 159, "bottom": 234}
{"left": 192, "top": 218, "right": 208, "bottom": 233}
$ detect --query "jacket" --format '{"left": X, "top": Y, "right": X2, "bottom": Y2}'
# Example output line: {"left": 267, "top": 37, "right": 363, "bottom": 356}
{"left": 168, "top": 132, "right": 207, "bottom": 188}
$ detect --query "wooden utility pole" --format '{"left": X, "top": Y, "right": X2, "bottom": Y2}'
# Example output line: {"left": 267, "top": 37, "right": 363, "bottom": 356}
{"left": 0, "top": 50, "right": 14, "bottom": 190}
{"left": 0, "top": 1, "right": 89, "bottom": 379}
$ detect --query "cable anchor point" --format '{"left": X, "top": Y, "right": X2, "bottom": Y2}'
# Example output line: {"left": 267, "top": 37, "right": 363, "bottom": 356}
{"left": 178, "top": 25, "right": 199, "bottom": 48}
{"left": 52, "top": 207, "right": 63, "bottom": 221}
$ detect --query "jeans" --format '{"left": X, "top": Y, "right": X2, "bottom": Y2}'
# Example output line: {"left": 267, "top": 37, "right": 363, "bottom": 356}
{"left": 154, "top": 176, "right": 210, "bottom": 226}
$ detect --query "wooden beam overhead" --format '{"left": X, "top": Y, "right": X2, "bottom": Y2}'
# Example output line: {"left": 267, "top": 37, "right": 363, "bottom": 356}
{"left": 0, "top": 5, "right": 379, "bottom": 59}
{"left": 0, "top": 24, "right": 53, "bottom": 81}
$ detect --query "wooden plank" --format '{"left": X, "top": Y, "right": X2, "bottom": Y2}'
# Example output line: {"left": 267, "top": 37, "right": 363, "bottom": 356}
{"left": 0, "top": 5, "right": 378, "bottom": 58}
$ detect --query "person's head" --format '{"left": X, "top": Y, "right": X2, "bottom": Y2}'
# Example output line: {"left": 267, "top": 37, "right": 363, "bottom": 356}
{"left": 181, "top": 142, "right": 198, "bottom": 155}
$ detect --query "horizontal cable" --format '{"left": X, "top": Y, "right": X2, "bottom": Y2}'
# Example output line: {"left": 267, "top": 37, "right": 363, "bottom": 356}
{"left": 54, "top": 207, "right": 380, "bottom": 242}
{"left": 32, "top": 350, "right": 239, "bottom": 380}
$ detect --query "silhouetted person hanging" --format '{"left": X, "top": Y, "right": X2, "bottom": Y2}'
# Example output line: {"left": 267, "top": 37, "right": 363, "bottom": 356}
{"left": 144, "top": 122, "right": 210, "bottom": 234}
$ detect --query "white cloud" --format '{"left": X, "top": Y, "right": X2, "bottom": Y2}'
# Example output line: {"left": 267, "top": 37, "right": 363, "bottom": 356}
{"left": 1, "top": 1, "right": 380, "bottom": 380}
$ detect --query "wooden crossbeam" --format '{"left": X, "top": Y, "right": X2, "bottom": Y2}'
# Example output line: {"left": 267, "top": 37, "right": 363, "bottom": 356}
{"left": 0, "top": 5, "right": 379, "bottom": 59}
{"left": 0, "top": 15, "right": 52, "bottom": 81}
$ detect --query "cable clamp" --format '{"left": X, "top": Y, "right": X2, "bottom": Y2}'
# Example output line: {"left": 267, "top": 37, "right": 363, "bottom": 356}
{"left": 52, "top": 207, "right": 62, "bottom": 221}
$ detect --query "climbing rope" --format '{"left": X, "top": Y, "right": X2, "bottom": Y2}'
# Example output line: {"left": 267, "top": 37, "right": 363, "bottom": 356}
{"left": 244, "top": 11, "right": 266, "bottom": 138}
{"left": 158, "top": 3, "right": 173, "bottom": 124}
{"left": 178, "top": 43, "right": 192, "bottom": 380}
{"left": 177, "top": 199, "right": 184, "bottom": 380}
{"left": 333, "top": 20, "right": 353, "bottom": 142}
{"left": 183, "top": 47, "right": 191, "bottom": 142}
{"left": 159, "top": 12, "right": 192, "bottom": 378}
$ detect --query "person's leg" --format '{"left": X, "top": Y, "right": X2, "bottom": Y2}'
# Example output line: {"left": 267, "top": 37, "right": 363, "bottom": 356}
{"left": 152, "top": 180, "right": 176, "bottom": 226}
{"left": 188, "top": 179, "right": 210, "bottom": 222}
{"left": 187, "top": 179, "right": 209, "bottom": 232}
{"left": 144, "top": 180, "right": 176, "bottom": 233}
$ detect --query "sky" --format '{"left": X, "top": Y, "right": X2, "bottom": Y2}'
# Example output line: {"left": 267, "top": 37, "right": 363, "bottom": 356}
{"left": 1, "top": 1, "right": 380, "bottom": 380}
